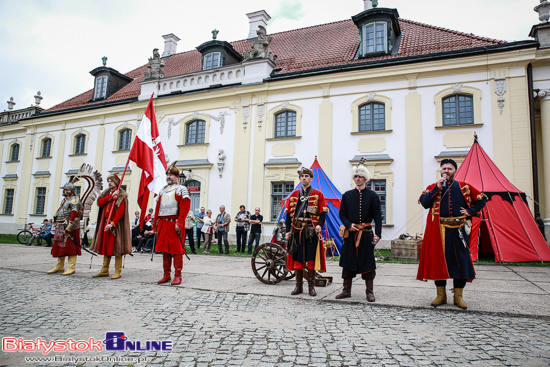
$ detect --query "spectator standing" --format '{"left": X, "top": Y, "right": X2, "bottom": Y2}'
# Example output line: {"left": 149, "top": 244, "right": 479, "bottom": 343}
{"left": 235, "top": 205, "right": 251, "bottom": 253}
{"left": 247, "top": 207, "right": 263, "bottom": 254}
{"left": 214, "top": 205, "right": 231, "bottom": 254}
{"left": 185, "top": 211, "right": 197, "bottom": 254}
{"left": 131, "top": 211, "right": 141, "bottom": 239}
{"left": 201, "top": 210, "right": 214, "bottom": 253}
{"left": 196, "top": 207, "right": 206, "bottom": 249}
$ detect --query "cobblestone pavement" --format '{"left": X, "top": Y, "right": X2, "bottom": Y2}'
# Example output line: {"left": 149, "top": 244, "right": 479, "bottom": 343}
{"left": 1, "top": 267, "right": 549, "bottom": 367}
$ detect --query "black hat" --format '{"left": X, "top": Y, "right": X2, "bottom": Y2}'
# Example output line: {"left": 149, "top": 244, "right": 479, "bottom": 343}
{"left": 440, "top": 158, "right": 457, "bottom": 170}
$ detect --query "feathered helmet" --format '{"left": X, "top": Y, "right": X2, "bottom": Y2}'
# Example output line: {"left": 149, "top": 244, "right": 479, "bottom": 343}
{"left": 351, "top": 157, "right": 370, "bottom": 181}
{"left": 61, "top": 176, "right": 78, "bottom": 192}
{"left": 106, "top": 174, "right": 121, "bottom": 186}
{"left": 166, "top": 161, "right": 180, "bottom": 177}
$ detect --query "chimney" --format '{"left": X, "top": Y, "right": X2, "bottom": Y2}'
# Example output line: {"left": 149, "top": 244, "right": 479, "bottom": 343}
{"left": 162, "top": 33, "right": 180, "bottom": 58}
{"left": 246, "top": 10, "right": 271, "bottom": 40}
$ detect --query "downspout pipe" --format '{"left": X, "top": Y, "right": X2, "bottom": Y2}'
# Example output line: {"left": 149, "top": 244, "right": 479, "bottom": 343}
{"left": 527, "top": 63, "right": 540, "bottom": 217}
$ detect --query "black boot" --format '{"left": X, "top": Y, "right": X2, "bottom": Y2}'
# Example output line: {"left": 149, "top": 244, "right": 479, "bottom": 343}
{"left": 291, "top": 269, "right": 303, "bottom": 295}
{"left": 366, "top": 279, "right": 375, "bottom": 302}
{"left": 335, "top": 278, "right": 352, "bottom": 299}
{"left": 307, "top": 269, "right": 317, "bottom": 297}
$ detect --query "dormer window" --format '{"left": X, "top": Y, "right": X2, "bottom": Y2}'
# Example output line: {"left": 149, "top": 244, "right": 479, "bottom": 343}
{"left": 363, "top": 22, "right": 387, "bottom": 54}
{"left": 203, "top": 52, "right": 222, "bottom": 70}
{"left": 94, "top": 75, "right": 108, "bottom": 100}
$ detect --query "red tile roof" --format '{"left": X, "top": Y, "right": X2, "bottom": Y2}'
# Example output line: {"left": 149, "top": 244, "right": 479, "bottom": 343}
{"left": 44, "top": 17, "right": 506, "bottom": 113}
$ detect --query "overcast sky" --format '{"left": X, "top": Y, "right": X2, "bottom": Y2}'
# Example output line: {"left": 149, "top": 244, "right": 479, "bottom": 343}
{"left": 0, "top": 0, "right": 540, "bottom": 111}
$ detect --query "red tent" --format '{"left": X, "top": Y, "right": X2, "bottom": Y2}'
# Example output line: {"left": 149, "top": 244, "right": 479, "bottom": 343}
{"left": 455, "top": 137, "right": 550, "bottom": 262}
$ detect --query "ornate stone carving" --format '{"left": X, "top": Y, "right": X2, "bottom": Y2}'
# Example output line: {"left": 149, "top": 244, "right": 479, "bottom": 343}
{"left": 217, "top": 149, "right": 226, "bottom": 178}
{"left": 34, "top": 91, "right": 43, "bottom": 106}
{"left": 163, "top": 117, "right": 177, "bottom": 139}
{"left": 281, "top": 101, "right": 289, "bottom": 110}
{"left": 257, "top": 103, "right": 265, "bottom": 131}
{"left": 494, "top": 78, "right": 506, "bottom": 115}
{"left": 367, "top": 92, "right": 376, "bottom": 102}
{"left": 535, "top": 1, "right": 550, "bottom": 23}
{"left": 207, "top": 111, "right": 231, "bottom": 135}
{"left": 7, "top": 97, "right": 15, "bottom": 110}
{"left": 538, "top": 89, "right": 550, "bottom": 102}
{"left": 243, "top": 26, "right": 272, "bottom": 61}
{"left": 144, "top": 48, "right": 165, "bottom": 80}
{"left": 242, "top": 105, "right": 250, "bottom": 131}
{"left": 452, "top": 83, "right": 462, "bottom": 93}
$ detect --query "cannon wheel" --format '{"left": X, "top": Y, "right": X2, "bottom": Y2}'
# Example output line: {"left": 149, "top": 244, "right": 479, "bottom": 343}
{"left": 251, "top": 243, "right": 290, "bottom": 284}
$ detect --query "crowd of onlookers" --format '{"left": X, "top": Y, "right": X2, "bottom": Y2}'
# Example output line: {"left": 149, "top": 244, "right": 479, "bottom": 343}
{"left": 131, "top": 205, "right": 264, "bottom": 255}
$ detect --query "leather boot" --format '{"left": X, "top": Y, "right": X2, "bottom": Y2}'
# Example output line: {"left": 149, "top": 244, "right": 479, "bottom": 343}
{"left": 111, "top": 256, "right": 123, "bottom": 279}
{"left": 47, "top": 257, "right": 65, "bottom": 273}
{"left": 291, "top": 269, "right": 303, "bottom": 295}
{"left": 157, "top": 253, "right": 172, "bottom": 284}
{"left": 365, "top": 279, "right": 375, "bottom": 302}
{"left": 335, "top": 278, "right": 352, "bottom": 299}
{"left": 307, "top": 269, "right": 317, "bottom": 297}
{"left": 93, "top": 256, "right": 111, "bottom": 277}
{"left": 453, "top": 288, "right": 467, "bottom": 309}
{"left": 63, "top": 255, "right": 77, "bottom": 276}
{"left": 171, "top": 254, "right": 183, "bottom": 285}
{"left": 431, "top": 286, "right": 447, "bottom": 307}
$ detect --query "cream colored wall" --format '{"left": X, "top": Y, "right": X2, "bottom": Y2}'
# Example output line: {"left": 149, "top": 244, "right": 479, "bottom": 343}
{"left": 405, "top": 91, "right": 424, "bottom": 235}
{"left": 318, "top": 85, "right": 333, "bottom": 177}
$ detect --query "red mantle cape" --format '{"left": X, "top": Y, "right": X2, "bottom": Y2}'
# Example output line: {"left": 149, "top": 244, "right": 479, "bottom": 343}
{"left": 416, "top": 181, "right": 484, "bottom": 281}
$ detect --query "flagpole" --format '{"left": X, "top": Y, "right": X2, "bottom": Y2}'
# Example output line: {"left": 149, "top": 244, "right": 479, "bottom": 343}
{"left": 104, "top": 156, "right": 131, "bottom": 230}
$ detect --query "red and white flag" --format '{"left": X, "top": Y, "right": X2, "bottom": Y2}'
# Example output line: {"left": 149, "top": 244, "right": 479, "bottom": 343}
{"left": 128, "top": 94, "right": 167, "bottom": 226}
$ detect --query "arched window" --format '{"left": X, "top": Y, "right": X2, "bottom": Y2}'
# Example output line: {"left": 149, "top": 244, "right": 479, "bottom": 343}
{"left": 442, "top": 94, "right": 474, "bottom": 126}
{"left": 185, "top": 120, "right": 205, "bottom": 145}
{"left": 274, "top": 111, "right": 296, "bottom": 138}
{"left": 359, "top": 102, "right": 385, "bottom": 132}
{"left": 74, "top": 134, "right": 86, "bottom": 155}
{"left": 118, "top": 129, "right": 132, "bottom": 151}
{"left": 41, "top": 138, "right": 52, "bottom": 158}
{"left": 9, "top": 143, "right": 20, "bottom": 162}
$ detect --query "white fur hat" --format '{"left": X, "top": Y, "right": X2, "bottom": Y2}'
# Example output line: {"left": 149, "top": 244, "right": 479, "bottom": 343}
{"left": 351, "top": 165, "right": 370, "bottom": 181}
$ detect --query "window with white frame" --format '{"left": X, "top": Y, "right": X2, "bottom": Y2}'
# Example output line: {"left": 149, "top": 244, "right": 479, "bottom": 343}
{"left": 41, "top": 138, "right": 52, "bottom": 158}
{"left": 118, "top": 129, "right": 132, "bottom": 151}
{"left": 35, "top": 187, "right": 46, "bottom": 215}
{"left": 271, "top": 182, "right": 294, "bottom": 221}
{"left": 94, "top": 75, "right": 108, "bottom": 100}
{"left": 3, "top": 189, "right": 14, "bottom": 214}
{"left": 203, "top": 52, "right": 221, "bottom": 70}
{"left": 368, "top": 179, "right": 386, "bottom": 224}
{"left": 363, "top": 22, "right": 387, "bottom": 55}
{"left": 75, "top": 134, "right": 86, "bottom": 155}
{"left": 359, "top": 102, "right": 385, "bottom": 131}
{"left": 9, "top": 143, "right": 20, "bottom": 161}
{"left": 442, "top": 94, "right": 474, "bottom": 126}
{"left": 274, "top": 111, "right": 296, "bottom": 138}
{"left": 185, "top": 120, "right": 205, "bottom": 145}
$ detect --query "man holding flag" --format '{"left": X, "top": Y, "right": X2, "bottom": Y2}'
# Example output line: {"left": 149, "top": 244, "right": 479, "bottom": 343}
{"left": 128, "top": 95, "right": 190, "bottom": 285}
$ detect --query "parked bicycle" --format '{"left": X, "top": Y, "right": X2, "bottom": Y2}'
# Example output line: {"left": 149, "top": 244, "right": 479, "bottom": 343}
{"left": 17, "top": 223, "right": 46, "bottom": 246}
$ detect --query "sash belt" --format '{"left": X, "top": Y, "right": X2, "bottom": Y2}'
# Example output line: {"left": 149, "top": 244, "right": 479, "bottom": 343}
{"left": 352, "top": 223, "right": 372, "bottom": 248}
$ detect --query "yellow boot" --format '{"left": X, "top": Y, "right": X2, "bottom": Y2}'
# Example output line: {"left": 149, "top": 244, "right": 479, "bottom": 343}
{"left": 430, "top": 286, "right": 447, "bottom": 307}
{"left": 92, "top": 256, "right": 111, "bottom": 277}
{"left": 453, "top": 288, "right": 468, "bottom": 309}
{"left": 47, "top": 257, "right": 65, "bottom": 273}
{"left": 62, "top": 255, "right": 77, "bottom": 275}
{"left": 111, "top": 256, "right": 123, "bottom": 279}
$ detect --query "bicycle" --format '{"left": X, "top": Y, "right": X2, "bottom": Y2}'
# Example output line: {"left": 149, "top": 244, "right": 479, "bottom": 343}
{"left": 17, "top": 223, "right": 46, "bottom": 245}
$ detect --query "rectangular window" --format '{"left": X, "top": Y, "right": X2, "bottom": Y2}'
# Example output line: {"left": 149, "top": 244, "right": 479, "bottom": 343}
{"left": 363, "top": 22, "right": 387, "bottom": 55}
{"left": 35, "top": 187, "right": 46, "bottom": 215}
{"left": 443, "top": 94, "right": 474, "bottom": 126}
{"left": 94, "top": 75, "right": 108, "bottom": 100}
{"left": 10, "top": 144, "right": 19, "bottom": 161}
{"left": 271, "top": 182, "right": 294, "bottom": 221}
{"left": 42, "top": 138, "right": 51, "bottom": 157}
{"left": 368, "top": 180, "right": 386, "bottom": 224}
{"left": 3, "top": 189, "right": 14, "bottom": 214}
{"left": 203, "top": 52, "right": 221, "bottom": 70}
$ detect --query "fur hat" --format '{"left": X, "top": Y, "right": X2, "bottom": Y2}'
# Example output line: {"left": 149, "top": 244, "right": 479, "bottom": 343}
{"left": 351, "top": 165, "right": 370, "bottom": 181}
{"left": 107, "top": 174, "right": 121, "bottom": 186}
{"left": 166, "top": 161, "right": 180, "bottom": 177}
{"left": 297, "top": 167, "right": 314, "bottom": 178}
{"left": 440, "top": 158, "right": 458, "bottom": 170}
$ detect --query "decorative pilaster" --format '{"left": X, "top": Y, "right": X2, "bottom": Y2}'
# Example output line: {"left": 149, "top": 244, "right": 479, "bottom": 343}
{"left": 538, "top": 89, "right": 550, "bottom": 224}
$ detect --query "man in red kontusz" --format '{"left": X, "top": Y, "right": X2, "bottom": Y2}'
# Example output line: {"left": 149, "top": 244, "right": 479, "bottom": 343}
{"left": 153, "top": 163, "right": 190, "bottom": 285}
{"left": 90, "top": 174, "right": 132, "bottom": 279}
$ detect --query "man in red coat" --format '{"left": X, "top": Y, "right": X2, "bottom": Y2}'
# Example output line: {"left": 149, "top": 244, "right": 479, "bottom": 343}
{"left": 285, "top": 167, "right": 328, "bottom": 296}
{"left": 417, "top": 159, "right": 486, "bottom": 309}
{"left": 47, "top": 181, "right": 82, "bottom": 275}
{"left": 90, "top": 174, "right": 132, "bottom": 279}
{"left": 153, "top": 163, "right": 190, "bottom": 285}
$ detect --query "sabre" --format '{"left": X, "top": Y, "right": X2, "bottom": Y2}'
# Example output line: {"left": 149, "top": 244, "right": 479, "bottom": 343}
{"left": 66, "top": 233, "right": 98, "bottom": 256}
{"left": 177, "top": 228, "right": 191, "bottom": 260}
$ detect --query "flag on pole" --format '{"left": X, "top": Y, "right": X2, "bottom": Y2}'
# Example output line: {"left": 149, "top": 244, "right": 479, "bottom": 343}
{"left": 129, "top": 94, "right": 167, "bottom": 226}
